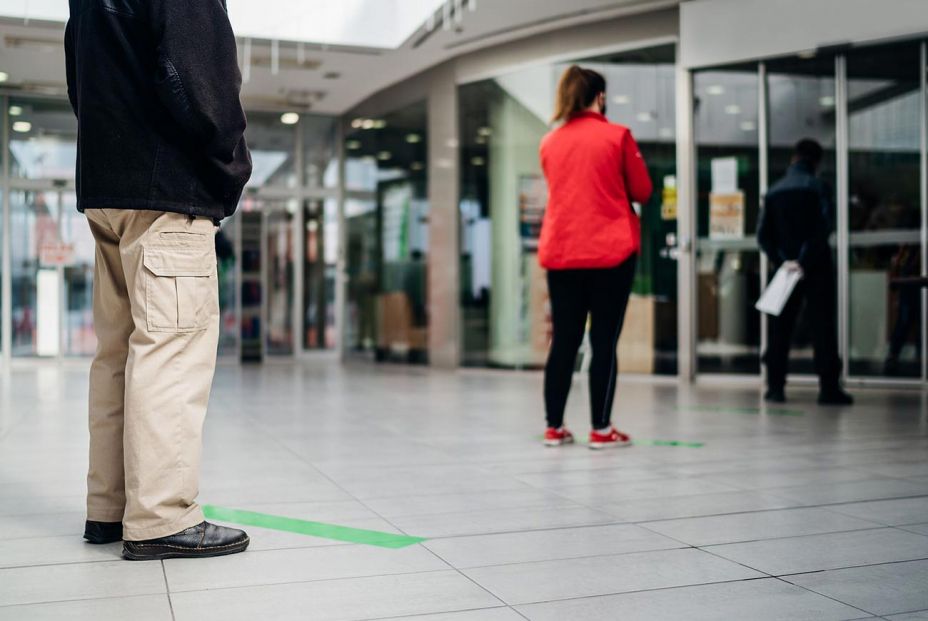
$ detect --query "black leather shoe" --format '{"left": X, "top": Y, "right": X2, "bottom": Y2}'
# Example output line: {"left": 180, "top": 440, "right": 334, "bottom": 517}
{"left": 84, "top": 520, "right": 123, "bottom": 544}
{"left": 123, "top": 521, "right": 249, "bottom": 561}
{"left": 818, "top": 388, "right": 854, "bottom": 406}
{"left": 764, "top": 388, "right": 786, "bottom": 403}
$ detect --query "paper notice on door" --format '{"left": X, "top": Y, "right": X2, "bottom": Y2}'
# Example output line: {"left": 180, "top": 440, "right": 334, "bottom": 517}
{"left": 755, "top": 265, "right": 802, "bottom": 317}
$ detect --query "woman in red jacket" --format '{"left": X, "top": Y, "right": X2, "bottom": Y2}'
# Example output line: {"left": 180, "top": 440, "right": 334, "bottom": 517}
{"left": 539, "top": 65, "right": 653, "bottom": 449}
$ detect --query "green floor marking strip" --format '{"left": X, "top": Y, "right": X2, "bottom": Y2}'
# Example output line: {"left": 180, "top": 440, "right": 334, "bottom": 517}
{"left": 633, "top": 439, "right": 705, "bottom": 448}
{"left": 683, "top": 405, "right": 804, "bottom": 417}
{"left": 202, "top": 505, "right": 427, "bottom": 549}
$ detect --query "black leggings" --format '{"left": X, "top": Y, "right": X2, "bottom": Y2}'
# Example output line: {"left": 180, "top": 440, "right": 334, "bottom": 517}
{"left": 544, "top": 257, "right": 637, "bottom": 430}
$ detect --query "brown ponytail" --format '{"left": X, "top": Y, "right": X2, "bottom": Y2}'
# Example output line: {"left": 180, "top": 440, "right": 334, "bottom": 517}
{"left": 552, "top": 65, "right": 606, "bottom": 123}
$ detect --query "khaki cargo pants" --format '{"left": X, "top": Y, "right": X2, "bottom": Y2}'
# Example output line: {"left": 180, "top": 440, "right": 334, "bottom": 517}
{"left": 84, "top": 209, "right": 219, "bottom": 541}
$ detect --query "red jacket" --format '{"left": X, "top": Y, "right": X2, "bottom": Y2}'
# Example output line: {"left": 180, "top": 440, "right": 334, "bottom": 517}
{"left": 538, "top": 111, "right": 653, "bottom": 270}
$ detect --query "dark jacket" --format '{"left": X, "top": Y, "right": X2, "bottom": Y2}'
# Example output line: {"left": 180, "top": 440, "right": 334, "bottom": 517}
{"left": 65, "top": 0, "right": 252, "bottom": 221}
{"left": 758, "top": 160, "right": 833, "bottom": 271}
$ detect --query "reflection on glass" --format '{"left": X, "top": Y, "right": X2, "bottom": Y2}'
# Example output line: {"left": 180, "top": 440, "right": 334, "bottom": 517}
{"left": 694, "top": 65, "right": 761, "bottom": 374}
{"left": 245, "top": 112, "right": 297, "bottom": 189}
{"left": 59, "top": 193, "right": 96, "bottom": 356}
{"left": 11, "top": 191, "right": 51, "bottom": 356}
{"left": 9, "top": 99, "right": 77, "bottom": 181}
{"left": 344, "top": 101, "right": 429, "bottom": 362}
{"left": 301, "top": 116, "right": 338, "bottom": 189}
{"left": 303, "top": 198, "right": 338, "bottom": 349}
{"left": 458, "top": 45, "right": 678, "bottom": 372}
{"left": 846, "top": 42, "right": 923, "bottom": 378}
{"left": 217, "top": 214, "right": 238, "bottom": 356}
{"left": 266, "top": 204, "right": 295, "bottom": 355}
{"left": 766, "top": 54, "right": 838, "bottom": 376}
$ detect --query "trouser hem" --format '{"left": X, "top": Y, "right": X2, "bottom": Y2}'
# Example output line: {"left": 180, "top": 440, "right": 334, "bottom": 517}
{"left": 122, "top": 505, "right": 205, "bottom": 541}
{"left": 87, "top": 508, "right": 126, "bottom": 522}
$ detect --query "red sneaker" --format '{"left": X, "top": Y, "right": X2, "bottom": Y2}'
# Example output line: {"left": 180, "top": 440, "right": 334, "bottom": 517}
{"left": 544, "top": 427, "right": 575, "bottom": 447}
{"left": 589, "top": 427, "right": 632, "bottom": 450}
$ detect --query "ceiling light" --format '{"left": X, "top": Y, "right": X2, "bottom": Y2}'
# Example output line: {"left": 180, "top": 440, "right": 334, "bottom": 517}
{"left": 405, "top": 133, "right": 422, "bottom": 144}
{"left": 346, "top": 140, "right": 361, "bottom": 150}
{"left": 724, "top": 104, "right": 741, "bottom": 115}
{"left": 0, "top": 72, "right": 9, "bottom": 83}
{"left": 477, "top": 127, "right": 492, "bottom": 137}
{"left": 372, "top": 119, "right": 387, "bottom": 129}
{"left": 471, "top": 156, "right": 485, "bottom": 166}
{"left": 613, "top": 95, "right": 631, "bottom": 105}
{"left": 740, "top": 120, "right": 756, "bottom": 132}
{"left": 636, "top": 112, "right": 654, "bottom": 122}
{"left": 351, "top": 118, "right": 364, "bottom": 129}
{"left": 13, "top": 121, "right": 31, "bottom": 133}
{"left": 377, "top": 151, "right": 391, "bottom": 161}
{"left": 9, "top": 105, "right": 22, "bottom": 116}
{"left": 361, "top": 119, "right": 375, "bottom": 130}
{"left": 798, "top": 49, "right": 817, "bottom": 59}
{"left": 707, "top": 85, "right": 725, "bottom": 96}
{"left": 819, "top": 95, "right": 835, "bottom": 107}
{"left": 280, "top": 112, "right": 300, "bottom": 125}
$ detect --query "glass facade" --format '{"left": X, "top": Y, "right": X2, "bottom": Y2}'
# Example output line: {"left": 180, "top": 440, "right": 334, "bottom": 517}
{"left": 458, "top": 45, "right": 678, "bottom": 373}
{"left": 344, "top": 101, "right": 429, "bottom": 362}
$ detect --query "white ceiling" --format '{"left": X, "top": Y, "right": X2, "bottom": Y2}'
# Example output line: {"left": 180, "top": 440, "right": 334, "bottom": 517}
{"left": 0, "top": 0, "right": 678, "bottom": 115}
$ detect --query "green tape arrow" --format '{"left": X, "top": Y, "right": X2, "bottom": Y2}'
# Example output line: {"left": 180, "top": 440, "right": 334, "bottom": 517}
{"left": 202, "top": 505, "right": 426, "bottom": 549}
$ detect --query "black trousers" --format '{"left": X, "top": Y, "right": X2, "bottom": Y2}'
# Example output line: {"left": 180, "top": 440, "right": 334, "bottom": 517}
{"left": 544, "top": 257, "right": 637, "bottom": 430}
{"left": 763, "top": 267, "right": 841, "bottom": 391}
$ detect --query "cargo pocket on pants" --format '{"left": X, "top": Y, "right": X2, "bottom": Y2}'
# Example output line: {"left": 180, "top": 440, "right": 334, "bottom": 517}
{"left": 143, "top": 242, "right": 217, "bottom": 333}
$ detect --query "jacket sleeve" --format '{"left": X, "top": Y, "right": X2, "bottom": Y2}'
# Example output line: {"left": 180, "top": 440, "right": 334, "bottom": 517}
{"left": 64, "top": 20, "right": 77, "bottom": 116}
{"left": 621, "top": 131, "right": 653, "bottom": 205}
{"left": 149, "top": 0, "right": 248, "bottom": 166}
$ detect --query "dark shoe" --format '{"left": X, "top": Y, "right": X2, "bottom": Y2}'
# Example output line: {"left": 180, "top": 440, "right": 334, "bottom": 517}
{"left": 123, "top": 521, "right": 249, "bottom": 561}
{"left": 84, "top": 520, "right": 123, "bottom": 544}
{"left": 818, "top": 388, "right": 854, "bottom": 406}
{"left": 764, "top": 388, "right": 786, "bottom": 403}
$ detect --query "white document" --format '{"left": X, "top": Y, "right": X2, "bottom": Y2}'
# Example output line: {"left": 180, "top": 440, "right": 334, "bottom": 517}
{"left": 755, "top": 265, "right": 802, "bottom": 316}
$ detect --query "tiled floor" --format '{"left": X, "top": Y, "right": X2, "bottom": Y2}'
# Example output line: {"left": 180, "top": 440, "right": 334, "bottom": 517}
{"left": 1, "top": 359, "right": 927, "bottom": 620}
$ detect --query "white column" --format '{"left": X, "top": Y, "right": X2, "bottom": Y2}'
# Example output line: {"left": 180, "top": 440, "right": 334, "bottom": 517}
{"left": 675, "top": 64, "right": 696, "bottom": 382}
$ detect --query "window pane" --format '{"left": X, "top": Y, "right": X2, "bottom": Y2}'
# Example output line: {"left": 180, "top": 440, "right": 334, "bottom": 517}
{"left": 694, "top": 65, "right": 761, "bottom": 374}
{"left": 9, "top": 99, "right": 76, "bottom": 181}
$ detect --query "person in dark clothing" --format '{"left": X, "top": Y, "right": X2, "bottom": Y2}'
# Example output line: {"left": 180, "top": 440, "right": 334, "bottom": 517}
{"left": 66, "top": 0, "right": 253, "bottom": 560}
{"left": 758, "top": 139, "right": 853, "bottom": 405}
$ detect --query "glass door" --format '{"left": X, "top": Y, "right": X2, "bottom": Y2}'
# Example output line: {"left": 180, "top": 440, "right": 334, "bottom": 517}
{"left": 765, "top": 53, "right": 838, "bottom": 377}
{"left": 845, "top": 41, "right": 924, "bottom": 379}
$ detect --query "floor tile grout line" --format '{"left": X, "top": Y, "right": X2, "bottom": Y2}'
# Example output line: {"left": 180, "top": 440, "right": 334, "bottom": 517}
{"left": 358, "top": 605, "right": 517, "bottom": 621}
{"left": 161, "top": 560, "right": 176, "bottom": 621}
{"left": 776, "top": 555, "right": 928, "bottom": 579}
{"left": 770, "top": 575, "right": 881, "bottom": 619}
{"left": 416, "top": 542, "right": 513, "bottom": 614}
{"left": 0, "top": 589, "right": 168, "bottom": 610}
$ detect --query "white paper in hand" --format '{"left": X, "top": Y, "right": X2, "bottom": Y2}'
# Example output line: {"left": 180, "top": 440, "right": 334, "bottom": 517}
{"left": 755, "top": 265, "right": 802, "bottom": 316}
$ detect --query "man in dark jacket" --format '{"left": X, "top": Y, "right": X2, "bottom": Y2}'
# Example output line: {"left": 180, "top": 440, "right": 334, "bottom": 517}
{"left": 758, "top": 139, "right": 852, "bottom": 406}
{"left": 66, "top": 0, "right": 253, "bottom": 560}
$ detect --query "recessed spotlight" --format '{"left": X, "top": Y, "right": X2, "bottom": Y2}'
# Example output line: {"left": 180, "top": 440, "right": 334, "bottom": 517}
{"left": 477, "top": 126, "right": 492, "bottom": 137}
{"left": 740, "top": 120, "right": 756, "bottom": 132}
{"left": 819, "top": 95, "right": 835, "bottom": 107}
{"left": 12, "top": 121, "right": 31, "bottom": 133}
{"left": 372, "top": 119, "right": 387, "bottom": 129}
{"left": 361, "top": 119, "right": 375, "bottom": 130}
{"left": 346, "top": 140, "right": 361, "bottom": 150}
{"left": 9, "top": 105, "right": 22, "bottom": 116}
{"left": 471, "top": 156, "right": 485, "bottom": 166}
{"left": 377, "top": 151, "right": 391, "bottom": 161}
{"left": 351, "top": 118, "right": 364, "bottom": 129}
{"left": 724, "top": 104, "right": 741, "bottom": 115}
{"left": 0, "top": 72, "right": 9, "bottom": 84}
{"left": 636, "top": 112, "right": 654, "bottom": 122}
{"left": 613, "top": 95, "right": 631, "bottom": 105}
{"left": 707, "top": 85, "right": 725, "bottom": 96}
{"left": 406, "top": 133, "right": 422, "bottom": 144}
{"left": 280, "top": 112, "right": 300, "bottom": 125}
